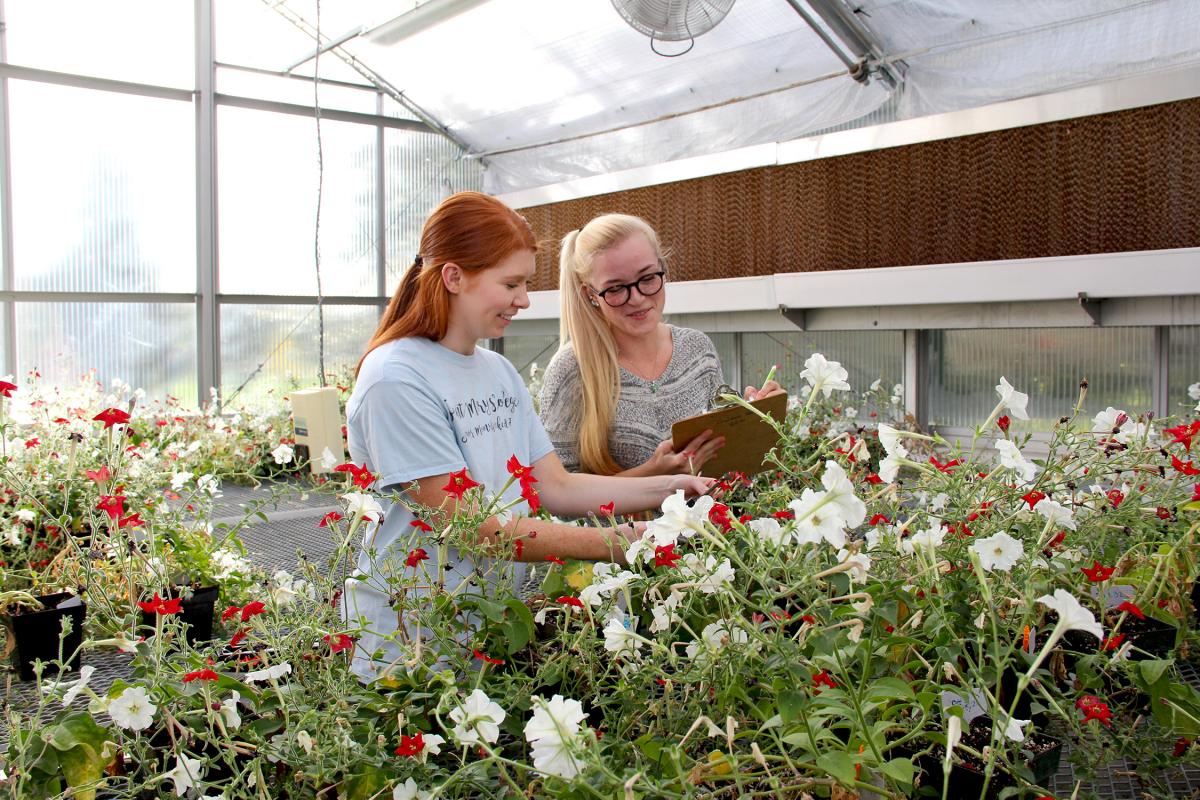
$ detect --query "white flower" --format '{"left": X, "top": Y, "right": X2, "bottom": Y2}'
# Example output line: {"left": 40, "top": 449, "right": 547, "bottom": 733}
{"left": 15, "top": 508, "right": 35, "bottom": 522}
{"left": 790, "top": 488, "right": 849, "bottom": 549}
{"left": 271, "top": 443, "right": 294, "bottom": 465}
{"left": 878, "top": 452, "right": 905, "bottom": 484}
{"left": 1091, "top": 407, "right": 1137, "bottom": 443}
{"left": 163, "top": 755, "right": 204, "bottom": 797}
{"left": 1033, "top": 498, "right": 1076, "bottom": 531}
{"left": 680, "top": 554, "right": 735, "bottom": 595}
{"left": 970, "top": 531, "right": 1024, "bottom": 573}
{"left": 4, "top": 525, "right": 23, "bottom": 546}
{"left": 995, "top": 377, "right": 1030, "bottom": 421}
{"left": 995, "top": 440, "right": 1037, "bottom": 484}
{"left": 901, "top": 520, "right": 946, "bottom": 555}
{"left": 645, "top": 490, "right": 713, "bottom": 545}
{"left": 108, "top": 686, "right": 156, "bottom": 731}
{"left": 944, "top": 714, "right": 962, "bottom": 765}
{"left": 393, "top": 778, "right": 434, "bottom": 800}
{"left": 820, "top": 460, "right": 867, "bottom": 527}
{"left": 219, "top": 691, "right": 242, "bottom": 730}
{"left": 835, "top": 549, "right": 871, "bottom": 583}
{"left": 602, "top": 615, "right": 643, "bottom": 660}
{"left": 296, "top": 729, "right": 314, "bottom": 754}
{"left": 685, "top": 621, "right": 748, "bottom": 661}
{"left": 524, "top": 695, "right": 588, "bottom": 780}
{"left": 1003, "top": 716, "right": 1030, "bottom": 742}
{"left": 197, "top": 474, "right": 221, "bottom": 497}
{"left": 449, "top": 689, "right": 505, "bottom": 746}
{"left": 320, "top": 446, "right": 339, "bottom": 470}
{"left": 877, "top": 424, "right": 903, "bottom": 456}
{"left": 748, "top": 517, "right": 787, "bottom": 547}
{"left": 243, "top": 663, "right": 292, "bottom": 683}
{"left": 421, "top": 732, "right": 445, "bottom": 757}
{"left": 170, "top": 471, "right": 193, "bottom": 491}
{"left": 1036, "top": 589, "right": 1103, "bottom": 640}
{"left": 1189, "top": 382, "right": 1200, "bottom": 401}
{"left": 41, "top": 664, "right": 95, "bottom": 706}
{"left": 852, "top": 594, "right": 874, "bottom": 615}
{"left": 341, "top": 492, "right": 383, "bottom": 523}
{"left": 800, "top": 353, "right": 851, "bottom": 398}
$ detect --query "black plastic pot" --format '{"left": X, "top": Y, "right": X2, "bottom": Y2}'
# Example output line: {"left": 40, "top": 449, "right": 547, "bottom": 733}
{"left": 911, "top": 719, "right": 1062, "bottom": 799}
{"left": 139, "top": 585, "right": 219, "bottom": 645}
{"left": 9, "top": 592, "right": 86, "bottom": 681}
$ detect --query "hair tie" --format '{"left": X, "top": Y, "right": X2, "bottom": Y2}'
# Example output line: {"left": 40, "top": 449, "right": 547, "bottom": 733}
{"left": 413, "top": 254, "right": 423, "bottom": 267}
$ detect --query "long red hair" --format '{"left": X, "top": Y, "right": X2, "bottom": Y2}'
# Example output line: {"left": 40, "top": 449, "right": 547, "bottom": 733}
{"left": 358, "top": 191, "right": 537, "bottom": 373}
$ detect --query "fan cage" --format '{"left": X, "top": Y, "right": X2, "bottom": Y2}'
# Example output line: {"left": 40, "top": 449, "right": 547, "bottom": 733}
{"left": 611, "top": 0, "right": 737, "bottom": 42}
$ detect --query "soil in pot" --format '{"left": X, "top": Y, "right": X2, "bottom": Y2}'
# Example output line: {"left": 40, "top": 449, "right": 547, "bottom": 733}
{"left": 911, "top": 717, "right": 1062, "bottom": 799}
{"left": 9, "top": 592, "right": 86, "bottom": 681}
{"left": 139, "top": 585, "right": 219, "bottom": 646}
{"left": 1064, "top": 612, "right": 1177, "bottom": 661}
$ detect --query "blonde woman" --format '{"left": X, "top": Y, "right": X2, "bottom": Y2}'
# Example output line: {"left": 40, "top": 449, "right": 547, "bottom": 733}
{"left": 539, "top": 214, "right": 782, "bottom": 476}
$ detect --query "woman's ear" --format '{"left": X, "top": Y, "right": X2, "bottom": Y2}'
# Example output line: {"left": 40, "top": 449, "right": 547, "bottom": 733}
{"left": 441, "top": 262, "right": 464, "bottom": 294}
{"left": 579, "top": 283, "right": 599, "bottom": 308}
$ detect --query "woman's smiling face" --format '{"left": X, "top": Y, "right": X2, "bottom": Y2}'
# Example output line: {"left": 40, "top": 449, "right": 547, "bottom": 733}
{"left": 586, "top": 233, "right": 666, "bottom": 340}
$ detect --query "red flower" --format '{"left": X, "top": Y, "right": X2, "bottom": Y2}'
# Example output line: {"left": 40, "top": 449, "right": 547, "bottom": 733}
{"left": 812, "top": 669, "right": 837, "bottom": 691}
{"left": 1171, "top": 455, "right": 1200, "bottom": 476}
{"left": 1193, "top": 483, "right": 1200, "bottom": 502}
{"left": 94, "top": 407, "right": 131, "bottom": 428}
{"left": 800, "top": 614, "right": 817, "bottom": 625}
{"left": 1105, "top": 489, "right": 1124, "bottom": 509}
{"left": 229, "top": 628, "right": 248, "bottom": 648}
{"left": 324, "top": 633, "right": 354, "bottom": 653}
{"left": 598, "top": 502, "right": 615, "bottom": 516}
{"left": 23, "top": 437, "right": 39, "bottom": 449}
{"left": 441, "top": 468, "right": 480, "bottom": 500}
{"left": 1101, "top": 633, "right": 1125, "bottom": 651}
{"left": 557, "top": 596, "right": 584, "bottom": 608}
{"left": 868, "top": 513, "right": 890, "bottom": 525}
{"left": 521, "top": 481, "right": 542, "bottom": 514}
{"left": 1173, "top": 737, "right": 1192, "bottom": 758}
{"left": 138, "top": 594, "right": 171, "bottom": 615}
{"left": 240, "top": 600, "right": 267, "bottom": 622}
{"left": 1116, "top": 600, "right": 1145, "bottom": 620}
{"left": 117, "top": 512, "right": 145, "bottom": 529}
{"left": 514, "top": 539, "right": 524, "bottom": 558}
{"left": 334, "top": 462, "right": 377, "bottom": 490}
{"left": 708, "top": 503, "right": 734, "bottom": 532}
{"left": 0, "top": 380, "right": 16, "bottom": 397}
{"left": 405, "top": 548, "right": 429, "bottom": 568}
{"left": 183, "top": 668, "right": 220, "bottom": 683}
{"left": 85, "top": 466, "right": 111, "bottom": 483}
{"left": 997, "top": 415, "right": 1010, "bottom": 432}
{"left": 221, "top": 605, "right": 241, "bottom": 622}
{"left": 1164, "top": 420, "right": 1200, "bottom": 451}
{"left": 410, "top": 519, "right": 433, "bottom": 532}
{"left": 545, "top": 554, "right": 565, "bottom": 566}
{"left": 318, "top": 511, "right": 343, "bottom": 528}
{"left": 159, "top": 596, "right": 183, "bottom": 615}
{"left": 96, "top": 494, "right": 126, "bottom": 521}
{"left": 1080, "top": 561, "right": 1115, "bottom": 582}
{"left": 506, "top": 455, "right": 536, "bottom": 486}
{"left": 1156, "top": 506, "right": 1172, "bottom": 520}
{"left": 1046, "top": 531, "right": 1067, "bottom": 551}
{"left": 654, "top": 544, "right": 682, "bottom": 568}
{"left": 1020, "top": 490, "right": 1047, "bottom": 509}
{"left": 395, "top": 731, "right": 425, "bottom": 757}
{"left": 772, "top": 510, "right": 795, "bottom": 521}
{"left": 473, "top": 649, "right": 504, "bottom": 665}
{"left": 1076, "top": 694, "right": 1113, "bottom": 726}
{"left": 929, "top": 457, "right": 960, "bottom": 473}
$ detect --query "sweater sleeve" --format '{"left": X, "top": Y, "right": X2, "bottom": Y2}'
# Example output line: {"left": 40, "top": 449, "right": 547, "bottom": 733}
{"left": 537, "top": 347, "right": 583, "bottom": 472}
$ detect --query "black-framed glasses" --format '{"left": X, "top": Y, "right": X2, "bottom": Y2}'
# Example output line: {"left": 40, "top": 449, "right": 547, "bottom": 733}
{"left": 591, "top": 265, "right": 667, "bottom": 308}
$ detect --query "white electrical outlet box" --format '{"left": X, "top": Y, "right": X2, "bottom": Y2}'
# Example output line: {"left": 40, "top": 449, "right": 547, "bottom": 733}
{"left": 289, "top": 386, "right": 343, "bottom": 475}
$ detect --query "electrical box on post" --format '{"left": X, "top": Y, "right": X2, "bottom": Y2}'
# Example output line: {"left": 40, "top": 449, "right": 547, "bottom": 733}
{"left": 289, "top": 387, "right": 343, "bottom": 475}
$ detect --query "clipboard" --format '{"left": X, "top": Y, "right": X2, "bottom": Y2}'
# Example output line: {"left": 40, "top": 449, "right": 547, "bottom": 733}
{"left": 671, "top": 392, "right": 788, "bottom": 477}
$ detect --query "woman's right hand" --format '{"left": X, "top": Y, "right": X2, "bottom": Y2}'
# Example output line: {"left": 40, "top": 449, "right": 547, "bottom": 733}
{"left": 642, "top": 429, "right": 725, "bottom": 475}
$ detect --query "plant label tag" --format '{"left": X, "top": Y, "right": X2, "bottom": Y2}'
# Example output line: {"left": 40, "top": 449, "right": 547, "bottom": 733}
{"left": 55, "top": 595, "right": 84, "bottom": 609}
{"left": 1095, "top": 584, "right": 1135, "bottom": 608}
{"left": 941, "top": 689, "right": 988, "bottom": 723}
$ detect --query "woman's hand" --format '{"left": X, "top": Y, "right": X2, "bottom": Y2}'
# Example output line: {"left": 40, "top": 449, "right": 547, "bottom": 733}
{"left": 606, "top": 520, "right": 647, "bottom": 565}
{"left": 641, "top": 430, "right": 725, "bottom": 475}
{"left": 744, "top": 380, "right": 784, "bottom": 402}
{"left": 665, "top": 474, "right": 717, "bottom": 498}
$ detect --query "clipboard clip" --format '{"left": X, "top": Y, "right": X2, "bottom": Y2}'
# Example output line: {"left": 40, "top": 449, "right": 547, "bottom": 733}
{"left": 710, "top": 384, "right": 741, "bottom": 409}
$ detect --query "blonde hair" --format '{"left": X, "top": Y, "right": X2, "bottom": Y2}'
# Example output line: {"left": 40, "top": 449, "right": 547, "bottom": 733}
{"left": 558, "top": 214, "right": 664, "bottom": 475}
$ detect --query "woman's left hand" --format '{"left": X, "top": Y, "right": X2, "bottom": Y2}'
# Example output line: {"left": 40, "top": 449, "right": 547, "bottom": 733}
{"left": 666, "top": 474, "right": 716, "bottom": 498}
{"left": 744, "top": 380, "right": 784, "bottom": 401}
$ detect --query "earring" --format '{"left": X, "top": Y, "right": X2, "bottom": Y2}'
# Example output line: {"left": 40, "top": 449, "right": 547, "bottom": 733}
{"left": 590, "top": 300, "right": 600, "bottom": 308}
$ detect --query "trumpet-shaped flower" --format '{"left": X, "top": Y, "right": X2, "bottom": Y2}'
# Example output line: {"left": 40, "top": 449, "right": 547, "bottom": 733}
{"left": 271, "top": 443, "right": 294, "bottom": 465}
{"left": 108, "top": 685, "right": 156, "bottom": 731}
{"left": 680, "top": 554, "right": 735, "bottom": 595}
{"left": 646, "top": 490, "right": 714, "bottom": 544}
{"left": 393, "top": 778, "right": 434, "bottom": 800}
{"left": 995, "top": 377, "right": 1030, "bottom": 421}
{"left": 685, "top": 620, "right": 748, "bottom": 661}
{"left": 163, "top": 755, "right": 204, "bottom": 797}
{"left": 42, "top": 664, "right": 95, "bottom": 707}
{"left": 219, "top": 691, "right": 242, "bottom": 730}
{"left": 1037, "top": 589, "right": 1103, "bottom": 640}
{"left": 878, "top": 451, "right": 906, "bottom": 484}
{"left": 243, "top": 663, "right": 292, "bottom": 683}
{"left": 602, "top": 615, "right": 644, "bottom": 660}
{"left": 901, "top": 520, "right": 946, "bottom": 555}
{"left": 944, "top": 714, "right": 962, "bottom": 765}
{"left": 1033, "top": 498, "right": 1076, "bottom": 531}
{"left": 800, "top": 353, "right": 851, "bottom": 398}
{"left": 341, "top": 492, "right": 383, "bottom": 523}
{"left": 877, "top": 424, "right": 903, "bottom": 456}
{"left": 835, "top": 548, "right": 872, "bottom": 583}
{"left": 524, "top": 695, "right": 589, "bottom": 780}
{"left": 789, "top": 488, "right": 849, "bottom": 549}
{"left": 748, "top": 517, "right": 788, "bottom": 547}
{"left": 1092, "top": 407, "right": 1138, "bottom": 443}
{"left": 1003, "top": 715, "right": 1030, "bottom": 742}
{"left": 971, "top": 531, "right": 1024, "bottom": 572}
{"left": 449, "top": 689, "right": 505, "bottom": 746}
{"left": 995, "top": 440, "right": 1037, "bottom": 484}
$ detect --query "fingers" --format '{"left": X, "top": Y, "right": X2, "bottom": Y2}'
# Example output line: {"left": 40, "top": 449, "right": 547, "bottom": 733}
{"left": 683, "top": 429, "right": 715, "bottom": 452}
{"left": 744, "top": 385, "right": 759, "bottom": 401}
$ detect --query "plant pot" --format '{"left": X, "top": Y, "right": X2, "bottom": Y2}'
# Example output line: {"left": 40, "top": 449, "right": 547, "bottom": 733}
{"left": 9, "top": 592, "right": 86, "bottom": 681}
{"left": 911, "top": 718, "right": 1062, "bottom": 799}
{"left": 139, "top": 585, "right": 219, "bottom": 645}
{"left": 1064, "top": 614, "right": 1177, "bottom": 661}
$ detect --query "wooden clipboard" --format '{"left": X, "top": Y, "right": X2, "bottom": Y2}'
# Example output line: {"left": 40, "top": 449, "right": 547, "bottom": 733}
{"left": 671, "top": 392, "right": 788, "bottom": 477}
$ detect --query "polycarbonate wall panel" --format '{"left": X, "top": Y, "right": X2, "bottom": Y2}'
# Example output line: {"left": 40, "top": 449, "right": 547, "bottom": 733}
{"left": 220, "top": 304, "right": 380, "bottom": 408}
{"left": 502, "top": 335, "right": 561, "bottom": 384}
{"left": 925, "top": 328, "right": 1155, "bottom": 429}
{"left": 8, "top": 82, "right": 195, "bottom": 292}
{"left": 740, "top": 331, "right": 904, "bottom": 398}
{"left": 14, "top": 303, "right": 196, "bottom": 399}
{"left": 384, "top": 129, "right": 484, "bottom": 294}
{"left": 4, "top": 2, "right": 193, "bottom": 89}
{"left": 1168, "top": 326, "right": 1200, "bottom": 412}
{"left": 707, "top": 333, "right": 738, "bottom": 388}
{"left": 218, "top": 108, "right": 377, "bottom": 296}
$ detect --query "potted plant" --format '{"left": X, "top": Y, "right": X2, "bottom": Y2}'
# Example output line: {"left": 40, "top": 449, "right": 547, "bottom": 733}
{"left": 2, "top": 588, "right": 86, "bottom": 681}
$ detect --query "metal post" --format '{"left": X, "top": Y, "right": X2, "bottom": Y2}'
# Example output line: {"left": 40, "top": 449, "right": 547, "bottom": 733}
{"left": 904, "top": 329, "right": 922, "bottom": 425}
{"left": 1153, "top": 326, "right": 1170, "bottom": 420}
{"left": 195, "top": 0, "right": 220, "bottom": 406}
{"left": 730, "top": 332, "right": 743, "bottom": 396}
{"left": 0, "top": 0, "right": 17, "bottom": 375}
{"left": 375, "top": 92, "right": 387, "bottom": 309}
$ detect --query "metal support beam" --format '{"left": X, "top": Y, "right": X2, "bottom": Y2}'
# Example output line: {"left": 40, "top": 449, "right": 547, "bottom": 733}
{"left": 904, "top": 329, "right": 921, "bottom": 424}
{"left": 282, "top": 26, "right": 363, "bottom": 73}
{"left": 0, "top": 0, "right": 16, "bottom": 375}
{"left": 0, "top": 63, "right": 194, "bottom": 102}
{"left": 196, "top": 0, "right": 220, "bottom": 406}
{"left": 779, "top": 305, "right": 806, "bottom": 331}
{"left": 1153, "top": 326, "right": 1170, "bottom": 420}
{"left": 1078, "top": 292, "right": 1103, "bottom": 325}
{"left": 375, "top": 92, "right": 388, "bottom": 308}
{"left": 216, "top": 93, "right": 432, "bottom": 132}
{"left": 785, "top": 0, "right": 903, "bottom": 89}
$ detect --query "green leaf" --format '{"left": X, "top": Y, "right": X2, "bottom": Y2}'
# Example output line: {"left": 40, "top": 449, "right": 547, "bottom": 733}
{"left": 47, "top": 713, "right": 109, "bottom": 754}
{"left": 474, "top": 598, "right": 507, "bottom": 623}
{"left": 344, "top": 766, "right": 389, "bottom": 800}
{"left": 879, "top": 757, "right": 915, "bottom": 787}
{"left": 777, "top": 690, "right": 806, "bottom": 724}
{"left": 502, "top": 598, "right": 535, "bottom": 654}
{"left": 1139, "top": 658, "right": 1172, "bottom": 686}
{"left": 816, "top": 751, "right": 858, "bottom": 785}
{"left": 867, "top": 677, "right": 915, "bottom": 702}
{"left": 57, "top": 744, "right": 104, "bottom": 800}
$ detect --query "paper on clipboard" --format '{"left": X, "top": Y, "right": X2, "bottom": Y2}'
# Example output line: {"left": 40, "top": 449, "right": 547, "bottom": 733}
{"left": 670, "top": 393, "right": 787, "bottom": 477}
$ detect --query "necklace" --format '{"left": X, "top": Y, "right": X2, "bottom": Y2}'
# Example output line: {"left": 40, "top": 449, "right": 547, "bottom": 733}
{"left": 623, "top": 332, "right": 670, "bottom": 393}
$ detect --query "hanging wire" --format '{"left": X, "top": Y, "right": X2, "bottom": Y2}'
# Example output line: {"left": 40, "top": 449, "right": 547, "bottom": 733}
{"left": 313, "top": 0, "right": 327, "bottom": 387}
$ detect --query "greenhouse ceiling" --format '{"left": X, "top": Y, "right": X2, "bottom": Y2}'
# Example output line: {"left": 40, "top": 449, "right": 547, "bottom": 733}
{"left": 267, "top": 0, "right": 1200, "bottom": 194}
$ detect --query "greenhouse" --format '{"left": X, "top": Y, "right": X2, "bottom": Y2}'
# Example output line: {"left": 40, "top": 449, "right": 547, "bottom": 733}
{"left": 1, "top": 0, "right": 1199, "bottom": 798}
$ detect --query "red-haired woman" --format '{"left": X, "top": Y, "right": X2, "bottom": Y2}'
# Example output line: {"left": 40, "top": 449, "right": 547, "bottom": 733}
{"left": 344, "top": 192, "right": 710, "bottom": 680}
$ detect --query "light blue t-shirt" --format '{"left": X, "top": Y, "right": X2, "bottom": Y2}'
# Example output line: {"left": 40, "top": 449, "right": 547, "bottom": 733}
{"left": 342, "top": 336, "right": 553, "bottom": 679}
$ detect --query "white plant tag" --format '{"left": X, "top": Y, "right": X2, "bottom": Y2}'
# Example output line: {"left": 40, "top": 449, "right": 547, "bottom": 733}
{"left": 941, "top": 688, "right": 988, "bottom": 724}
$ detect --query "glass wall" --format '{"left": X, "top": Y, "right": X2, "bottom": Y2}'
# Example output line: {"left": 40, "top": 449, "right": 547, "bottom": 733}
{"left": 1168, "top": 325, "right": 1200, "bottom": 413}
{"left": 740, "top": 331, "right": 904, "bottom": 398}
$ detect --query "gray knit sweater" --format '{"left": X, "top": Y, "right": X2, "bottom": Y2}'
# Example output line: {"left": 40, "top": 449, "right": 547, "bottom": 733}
{"left": 538, "top": 326, "right": 724, "bottom": 472}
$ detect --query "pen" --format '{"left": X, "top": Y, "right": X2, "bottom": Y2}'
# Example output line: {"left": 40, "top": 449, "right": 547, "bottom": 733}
{"left": 761, "top": 363, "right": 779, "bottom": 393}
